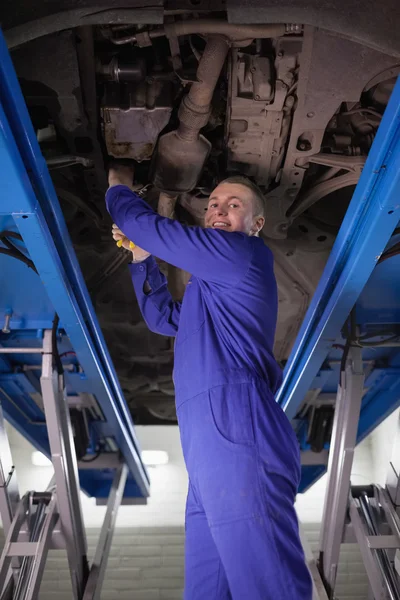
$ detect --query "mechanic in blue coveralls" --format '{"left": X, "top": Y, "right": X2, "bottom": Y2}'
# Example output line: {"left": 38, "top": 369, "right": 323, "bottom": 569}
{"left": 106, "top": 164, "right": 312, "bottom": 600}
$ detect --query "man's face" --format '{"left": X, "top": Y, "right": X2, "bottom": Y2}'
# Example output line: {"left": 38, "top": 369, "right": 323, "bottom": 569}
{"left": 204, "top": 182, "right": 264, "bottom": 235}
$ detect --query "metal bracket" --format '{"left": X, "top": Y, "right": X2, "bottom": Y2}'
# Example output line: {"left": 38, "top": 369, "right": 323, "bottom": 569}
{"left": 349, "top": 495, "right": 391, "bottom": 600}
{"left": 167, "top": 29, "right": 182, "bottom": 73}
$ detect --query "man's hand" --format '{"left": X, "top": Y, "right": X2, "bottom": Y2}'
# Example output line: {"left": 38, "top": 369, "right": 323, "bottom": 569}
{"left": 111, "top": 224, "right": 150, "bottom": 263}
{"left": 108, "top": 162, "right": 135, "bottom": 189}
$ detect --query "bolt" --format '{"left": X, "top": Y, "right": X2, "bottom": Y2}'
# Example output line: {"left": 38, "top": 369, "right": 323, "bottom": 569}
{"left": 277, "top": 51, "right": 283, "bottom": 58}
{"left": 307, "top": 112, "right": 315, "bottom": 118}
{"left": 285, "top": 23, "right": 302, "bottom": 34}
{"left": 250, "top": 67, "right": 256, "bottom": 73}
{"left": 285, "top": 96, "right": 295, "bottom": 108}
{"left": 297, "top": 139, "right": 312, "bottom": 152}
{"left": 254, "top": 95, "right": 260, "bottom": 100}
{"left": 2, "top": 311, "right": 12, "bottom": 334}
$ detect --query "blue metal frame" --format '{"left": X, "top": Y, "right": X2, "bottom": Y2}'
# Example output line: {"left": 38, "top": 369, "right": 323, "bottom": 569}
{"left": 276, "top": 76, "right": 400, "bottom": 421}
{"left": 0, "top": 29, "right": 149, "bottom": 499}
{"left": 276, "top": 77, "right": 400, "bottom": 491}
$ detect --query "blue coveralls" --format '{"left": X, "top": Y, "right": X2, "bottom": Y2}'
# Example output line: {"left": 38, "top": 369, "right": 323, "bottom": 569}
{"left": 106, "top": 185, "right": 313, "bottom": 600}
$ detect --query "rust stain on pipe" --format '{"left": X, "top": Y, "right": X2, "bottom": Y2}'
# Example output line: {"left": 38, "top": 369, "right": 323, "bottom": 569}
{"left": 158, "top": 191, "right": 178, "bottom": 218}
{"left": 184, "top": 36, "right": 230, "bottom": 108}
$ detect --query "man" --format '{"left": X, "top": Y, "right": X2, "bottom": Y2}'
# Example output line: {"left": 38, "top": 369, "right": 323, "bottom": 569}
{"left": 106, "top": 164, "right": 312, "bottom": 599}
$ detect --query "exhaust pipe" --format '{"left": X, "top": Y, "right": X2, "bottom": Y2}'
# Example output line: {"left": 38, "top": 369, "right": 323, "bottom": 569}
{"left": 110, "top": 21, "right": 291, "bottom": 46}
{"left": 151, "top": 36, "right": 230, "bottom": 194}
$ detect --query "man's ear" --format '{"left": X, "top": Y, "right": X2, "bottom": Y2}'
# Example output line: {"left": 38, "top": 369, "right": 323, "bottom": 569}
{"left": 251, "top": 215, "right": 265, "bottom": 235}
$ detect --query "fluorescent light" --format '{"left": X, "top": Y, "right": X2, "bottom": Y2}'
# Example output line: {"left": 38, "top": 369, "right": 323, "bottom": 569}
{"left": 31, "top": 451, "right": 52, "bottom": 467}
{"left": 141, "top": 450, "right": 169, "bottom": 466}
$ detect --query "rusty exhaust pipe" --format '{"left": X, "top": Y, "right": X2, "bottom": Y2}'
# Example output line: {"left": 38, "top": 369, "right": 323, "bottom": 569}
{"left": 111, "top": 21, "right": 293, "bottom": 46}
{"left": 151, "top": 36, "right": 230, "bottom": 194}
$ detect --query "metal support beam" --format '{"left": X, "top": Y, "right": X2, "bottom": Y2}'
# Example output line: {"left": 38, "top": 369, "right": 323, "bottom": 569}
{"left": 12, "top": 495, "right": 58, "bottom": 600}
{"left": 349, "top": 496, "right": 391, "bottom": 600}
{"left": 0, "top": 404, "right": 20, "bottom": 535}
{"left": 0, "top": 404, "right": 21, "bottom": 594}
{"left": 78, "top": 453, "right": 121, "bottom": 470}
{"left": 0, "top": 571, "right": 14, "bottom": 600}
{"left": 319, "top": 346, "right": 365, "bottom": 595}
{"left": 301, "top": 450, "right": 329, "bottom": 466}
{"left": 299, "top": 524, "right": 329, "bottom": 600}
{"left": 83, "top": 464, "right": 128, "bottom": 600}
{"left": 0, "top": 334, "right": 131, "bottom": 599}
{"left": 0, "top": 492, "right": 59, "bottom": 600}
{"left": 360, "top": 489, "right": 400, "bottom": 599}
{"left": 378, "top": 487, "right": 400, "bottom": 544}
{"left": 40, "top": 330, "right": 89, "bottom": 599}
{"left": 0, "top": 349, "right": 43, "bottom": 354}
{"left": 386, "top": 411, "right": 400, "bottom": 510}
{"left": 0, "top": 494, "right": 30, "bottom": 594}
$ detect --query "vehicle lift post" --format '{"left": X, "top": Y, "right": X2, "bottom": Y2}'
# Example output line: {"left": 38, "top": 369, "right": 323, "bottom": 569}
{"left": 318, "top": 347, "right": 400, "bottom": 599}
{"left": 0, "top": 330, "right": 128, "bottom": 600}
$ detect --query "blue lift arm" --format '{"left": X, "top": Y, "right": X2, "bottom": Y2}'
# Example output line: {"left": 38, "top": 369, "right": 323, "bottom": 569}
{"left": 277, "top": 76, "right": 400, "bottom": 421}
{"left": 0, "top": 29, "right": 149, "bottom": 500}
{"left": 277, "top": 76, "right": 400, "bottom": 492}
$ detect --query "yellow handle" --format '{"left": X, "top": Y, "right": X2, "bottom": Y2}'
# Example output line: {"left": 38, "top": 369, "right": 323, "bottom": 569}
{"left": 116, "top": 238, "right": 136, "bottom": 249}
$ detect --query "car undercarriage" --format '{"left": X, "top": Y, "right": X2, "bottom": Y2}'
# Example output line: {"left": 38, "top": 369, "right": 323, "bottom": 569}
{"left": 3, "top": 0, "right": 400, "bottom": 424}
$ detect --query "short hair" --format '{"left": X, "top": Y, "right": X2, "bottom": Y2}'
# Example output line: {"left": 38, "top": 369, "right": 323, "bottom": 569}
{"left": 218, "top": 175, "right": 266, "bottom": 218}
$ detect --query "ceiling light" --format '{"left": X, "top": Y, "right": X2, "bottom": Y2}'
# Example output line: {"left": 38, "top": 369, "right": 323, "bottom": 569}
{"left": 141, "top": 450, "right": 169, "bottom": 466}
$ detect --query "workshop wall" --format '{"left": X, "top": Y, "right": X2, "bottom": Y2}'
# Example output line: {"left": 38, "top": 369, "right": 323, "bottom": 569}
{"left": 1, "top": 419, "right": 390, "bottom": 600}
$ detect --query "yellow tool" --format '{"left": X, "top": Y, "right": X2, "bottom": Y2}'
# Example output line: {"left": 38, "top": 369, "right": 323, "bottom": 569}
{"left": 116, "top": 239, "right": 136, "bottom": 250}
